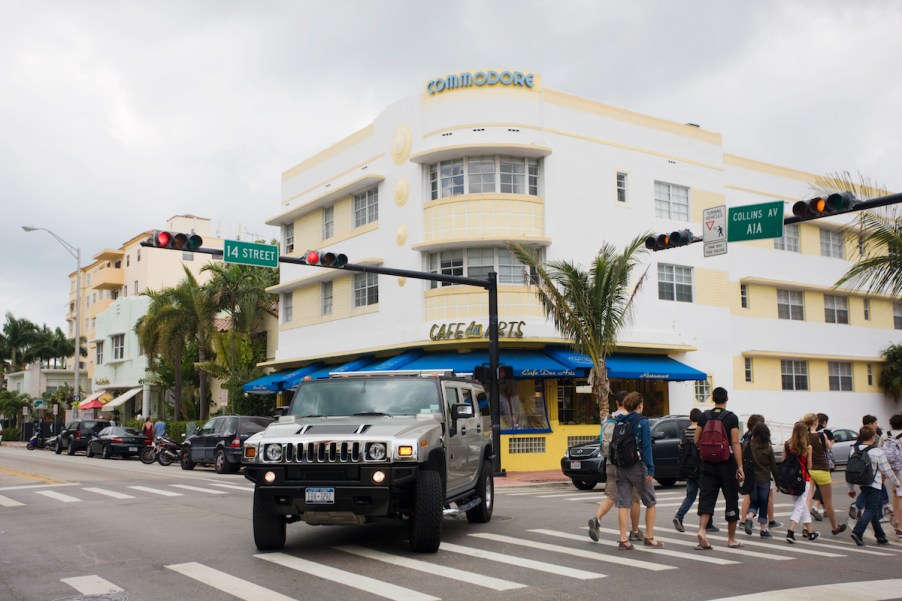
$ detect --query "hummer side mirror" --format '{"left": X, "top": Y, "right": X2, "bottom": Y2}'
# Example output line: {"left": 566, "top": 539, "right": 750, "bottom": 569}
{"left": 451, "top": 404, "right": 474, "bottom": 420}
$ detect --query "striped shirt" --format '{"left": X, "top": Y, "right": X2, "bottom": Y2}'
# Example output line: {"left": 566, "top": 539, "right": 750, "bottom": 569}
{"left": 847, "top": 445, "right": 901, "bottom": 491}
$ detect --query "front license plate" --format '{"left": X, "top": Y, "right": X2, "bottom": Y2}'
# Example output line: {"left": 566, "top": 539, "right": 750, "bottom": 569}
{"left": 571, "top": 460, "right": 581, "bottom": 470}
{"left": 305, "top": 487, "right": 335, "bottom": 504}
{"left": 128, "top": 446, "right": 138, "bottom": 452}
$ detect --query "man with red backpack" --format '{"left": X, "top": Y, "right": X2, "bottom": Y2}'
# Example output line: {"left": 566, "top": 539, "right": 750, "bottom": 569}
{"left": 694, "top": 387, "right": 744, "bottom": 550}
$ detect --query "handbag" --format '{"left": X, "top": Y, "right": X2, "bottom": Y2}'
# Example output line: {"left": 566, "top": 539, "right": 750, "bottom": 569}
{"left": 739, "top": 441, "right": 756, "bottom": 495}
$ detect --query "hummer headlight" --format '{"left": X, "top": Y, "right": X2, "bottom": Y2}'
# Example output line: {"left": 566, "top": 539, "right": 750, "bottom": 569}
{"left": 366, "top": 442, "right": 387, "bottom": 461}
{"left": 264, "top": 444, "right": 283, "bottom": 462}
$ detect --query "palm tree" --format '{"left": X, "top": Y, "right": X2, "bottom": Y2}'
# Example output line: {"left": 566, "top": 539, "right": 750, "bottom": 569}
{"left": 508, "top": 235, "right": 649, "bottom": 419}
{"left": 879, "top": 343, "right": 902, "bottom": 403}
{"left": 2, "top": 313, "right": 39, "bottom": 372}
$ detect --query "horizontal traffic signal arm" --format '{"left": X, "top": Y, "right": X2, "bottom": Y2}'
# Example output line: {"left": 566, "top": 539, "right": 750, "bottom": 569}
{"left": 785, "top": 191, "right": 902, "bottom": 225}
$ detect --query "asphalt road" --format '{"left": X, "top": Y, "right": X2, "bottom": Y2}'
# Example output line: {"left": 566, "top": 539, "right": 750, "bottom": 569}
{"left": 1, "top": 445, "right": 901, "bottom": 601}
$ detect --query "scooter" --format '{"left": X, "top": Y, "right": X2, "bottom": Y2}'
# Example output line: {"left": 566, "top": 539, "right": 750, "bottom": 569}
{"left": 26, "top": 432, "right": 47, "bottom": 450}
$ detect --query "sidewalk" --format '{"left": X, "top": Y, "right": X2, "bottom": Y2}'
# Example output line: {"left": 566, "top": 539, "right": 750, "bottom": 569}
{"left": 495, "top": 469, "right": 571, "bottom": 487}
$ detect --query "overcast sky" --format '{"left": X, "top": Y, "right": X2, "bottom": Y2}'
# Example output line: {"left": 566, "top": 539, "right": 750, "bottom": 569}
{"left": 2, "top": 0, "right": 900, "bottom": 332}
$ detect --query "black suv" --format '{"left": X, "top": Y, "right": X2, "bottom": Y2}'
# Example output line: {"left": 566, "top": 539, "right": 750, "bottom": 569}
{"left": 561, "top": 414, "right": 690, "bottom": 489}
{"left": 54, "top": 420, "right": 113, "bottom": 455}
{"left": 180, "top": 415, "right": 273, "bottom": 473}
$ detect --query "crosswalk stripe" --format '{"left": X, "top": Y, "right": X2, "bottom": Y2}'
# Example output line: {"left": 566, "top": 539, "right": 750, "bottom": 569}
{"left": 256, "top": 552, "right": 440, "bottom": 601}
{"left": 444, "top": 539, "right": 607, "bottom": 578}
{"left": 168, "top": 562, "right": 299, "bottom": 601}
{"left": 673, "top": 530, "right": 845, "bottom": 558}
{"left": 60, "top": 575, "right": 123, "bottom": 595}
{"left": 128, "top": 486, "right": 182, "bottom": 497}
{"left": 584, "top": 528, "right": 788, "bottom": 561}
{"left": 35, "top": 490, "right": 80, "bottom": 503}
{"left": 530, "top": 529, "right": 737, "bottom": 565}
{"left": 171, "top": 484, "right": 228, "bottom": 495}
{"left": 207, "top": 482, "right": 254, "bottom": 492}
{"left": 537, "top": 492, "right": 602, "bottom": 498}
{"left": 706, "top": 577, "right": 902, "bottom": 601}
{"left": 335, "top": 545, "right": 525, "bottom": 591}
{"left": 82, "top": 487, "right": 135, "bottom": 500}
{"left": 0, "top": 495, "right": 24, "bottom": 507}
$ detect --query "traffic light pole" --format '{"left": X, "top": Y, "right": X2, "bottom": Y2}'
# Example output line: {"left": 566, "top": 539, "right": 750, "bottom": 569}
{"left": 783, "top": 191, "right": 902, "bottom": 225}
{"left": 141, "top": 241, "right": 505, "bottom": 476}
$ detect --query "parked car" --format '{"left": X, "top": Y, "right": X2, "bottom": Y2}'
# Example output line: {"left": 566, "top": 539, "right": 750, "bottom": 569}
{"left": 828, "top": 428, "right": 860, "bottom": 467}
{"left": 180, "top": 415, "right": 274, "bottom": 473}
{"left": 86, "top": 426, "right": 150, "bottom": 459}
{"left": 54, "top": 420, "right": 112, "bottom": 455}
{"left": 561, "top": 415, "right": 690, "bottom": 489}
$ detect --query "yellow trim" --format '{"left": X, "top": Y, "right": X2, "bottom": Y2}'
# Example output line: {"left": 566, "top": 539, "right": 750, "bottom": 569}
{"left": 422, "top": 122, "right": 542, "bottom": 138}
{"left": 724, "top": 154, "right": 821, "bottom": 183}
{"left": 742, "top": 350, "right": 883, "bottom": 362}
{"left": 738, "top": 276, "right": 897, "bottom": 300}
{"left": 409, "top": 143, "right": 552, "bottom": 164}
{"left": 276, "top": 165, "right": 384, "bottom": 214}
{"left": 282, "top": 126, "right": 375, "bottom": 181}
{"left": 726, "top": 185, "right": 803, "bottom": 201}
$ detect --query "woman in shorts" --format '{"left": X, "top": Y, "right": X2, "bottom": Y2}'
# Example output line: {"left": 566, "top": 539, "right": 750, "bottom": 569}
{"left": 802, "top": 413, "right": 846, "bottom": 536}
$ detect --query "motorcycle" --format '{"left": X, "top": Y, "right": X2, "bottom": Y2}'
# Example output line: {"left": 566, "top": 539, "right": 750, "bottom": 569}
{"left": 26, "top": 432, "right": 47, "bottom": 450}
{"left": 140, "top": 436, "right": 182, "bottom": 466}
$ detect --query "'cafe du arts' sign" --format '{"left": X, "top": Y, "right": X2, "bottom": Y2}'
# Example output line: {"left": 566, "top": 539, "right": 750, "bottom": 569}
{"left": 429, "top": 320, "right": 525, "bottom": 341}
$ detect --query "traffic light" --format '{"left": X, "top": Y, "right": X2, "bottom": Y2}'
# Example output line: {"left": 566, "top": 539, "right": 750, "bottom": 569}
{"left": 792, "top": 191, "right": 859, "bottom": 221}
{"left": 305, "top": 250, "right": 348, "bottom": 267}
{"left": 149, "top": 230, "right": 203, "bottom": 250}
{"left": 644, "top": 228, "right": 695, "bottom": 251}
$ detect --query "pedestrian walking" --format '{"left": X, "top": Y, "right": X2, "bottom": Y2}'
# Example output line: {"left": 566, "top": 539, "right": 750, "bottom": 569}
{"left": 142, "top": 416, "right": 154, "bottom": 440}
{"left": 694, "top": 387, "right": 743, "bottom": 550}
{"left": 153, "top": 416, "right": 167, "bottom": 439}
{"left": 612, "top": 392, "right": 663, "bottom": 549}
{"left": 587, "top": 391, "right": 643, "bottom": 543}
{"left": 848, "top": 425, "right": 901, "bottom": 546}
{"left": 739, "top": 414, "right": 764, "bottom": 529}
{"left": 810, "top": 413, "right": 835, "bottom": 520}
{"left": 801, "top": 413, "right": 846, "bottom": 536}
{"left": 784, "top": 422, "right": 820, "bottom": 543}
{"left": 881, "top": 414, "right": 902, "bottom": 537}
{"left": 850, "top": 415, "right": 890, "bottom": 520}
{"left": 673, "top": 408, "right": 719, "bottom": 533}
{"left": 742, "top": 422, "right": 779, "bottom": 538}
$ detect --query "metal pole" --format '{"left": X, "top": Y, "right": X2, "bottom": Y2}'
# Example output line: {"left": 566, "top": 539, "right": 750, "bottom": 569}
{"left": 73, "top": 248, "right": 81, "bottom": 419}
{"left": 487, "top": 271, "right": 502, "bottom": 476}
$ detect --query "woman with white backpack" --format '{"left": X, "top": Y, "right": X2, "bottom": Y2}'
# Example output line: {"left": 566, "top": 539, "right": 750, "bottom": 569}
{"left": 883, "top": 414, "right": 902, "bottom": 537}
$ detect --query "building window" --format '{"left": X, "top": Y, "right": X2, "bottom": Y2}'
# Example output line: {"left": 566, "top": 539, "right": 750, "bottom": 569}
{"left": 126, "top": 255, "right": 130, "bottom": 267}
{"left": 867, "top": 363, "right": 873, "bottom": 385}
{"left": 427, "top": 247, "right": 535, "bottom": 288}
{"left": 111, "top": 290, "right": 119, "bottom": 301}
{"left": 740, "top": 284, "right": 749, "bottom": 309}
{"left": 781, "top": 359, "right": 808, "bottom": 390}
{"left": 322, "top": 206, "right": 334, "bottom": 240}
{"left": 744, "top": 358, "right": 753, "bottom": 383}
{"left": 820, "top": 229, "right": 844, "bottom": 259}
{"left": 353, "top": 187, "right": 378, "bottom": 228}
{"left": 694, "top": 379, "right": 711, "bottom": 404}
{"left": 557, "top": 385, "right": 597, "bottom": 425}
{"left": 429, "top": 156, "right": 540, "bottom": 199}
{"left": 828, "top": 361, "right": 853, "bottom": 391}
{"left": 654, "top": 181, "right": 689, "bottom": 221}
{"left": 134, "top": 280, "right": 139, "bottom": 295}
{"left": 96, "top": 341, "right": 104, "bottom": 365}
{"left": 863, "top": 298, "right": 870, "bottom": 321}
{"left": 824, "top": 295, "right": 849, "bottom": 324}
{"left": 321, "top": 281, "right": 333, "bottom": 315}
{"left": 774, "top": 224, "right": 800, "bottom": 252}
{"left": 353, "top": 272, "right": 378, "bottom": 307}
{"left": 282, "top": 293, "right": 293, "bottom": 323}
{"left": 137, "top": 249, "right": 141, "bottom": 262}
{"left": 283, "top": 223, "right": 294, "bottom": 253}
{"left": 895, "top": 302, "right": 902, "bottom": 330}
{"left": 777, "top": 289, "right": 804, "bottom": 320}
{"left": 658, "top": 264, "right": 693, "bottom": 302}
{"left": 112, "top": 334, "right": 125, "bottom": 361}
{"left": 616, "top": 172, "right": 628, "bottom": 203}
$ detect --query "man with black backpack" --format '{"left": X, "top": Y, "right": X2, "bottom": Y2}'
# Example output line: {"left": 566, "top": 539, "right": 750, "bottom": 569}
{"left": 694, "top": 387, "right": 744, "bottom": 550}
{"left": 846, "top": 425, "right": 900, "bottom": 546}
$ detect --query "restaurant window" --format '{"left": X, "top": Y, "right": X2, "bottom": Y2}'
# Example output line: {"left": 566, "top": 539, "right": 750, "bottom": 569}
{"left": 502, "top": 379, "right": 550, "bottom": 433}
{"left": 694, "top": 379, "right": 712, "bottom": 404}
{"left": 557, "top": 384, "right": 597, "bottom": 425}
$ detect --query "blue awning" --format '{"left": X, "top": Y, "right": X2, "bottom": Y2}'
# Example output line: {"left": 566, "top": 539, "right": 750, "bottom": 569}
{"left": 546, "top": 348, "right": 706, "bottom": 381}
{"left": 359, "top": 350, "right": 423, "bottom": 372}
{"left": 399, "top": 349, "right": 576, "bottom": 378}
{"left": 281, "top": 364, "right": 325, "bottom": 390}
{"left": 305, "top": 357, "right": 377, "bottom": 380}
{"left": 243, "top": 365, "right": 326, "bottom": 393}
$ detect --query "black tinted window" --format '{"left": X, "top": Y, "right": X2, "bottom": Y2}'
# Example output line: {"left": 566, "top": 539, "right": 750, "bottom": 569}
{"left": 238, "top": 418, "right": 273, "bottom": 435}
{"left": 654, "top": 420, "right": 680, "bottom": 439}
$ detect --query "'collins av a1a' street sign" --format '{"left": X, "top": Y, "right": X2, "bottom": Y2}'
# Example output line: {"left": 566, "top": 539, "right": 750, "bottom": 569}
{"left": 223, "top": 240, "right": 279, "bottom": 269}
{"left": 727, "top": 201, "right": 785, "bottom": 242}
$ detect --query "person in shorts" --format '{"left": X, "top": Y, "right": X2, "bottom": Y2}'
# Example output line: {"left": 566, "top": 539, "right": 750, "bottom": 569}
{"left": 615, "top": 392, "right": 663, "bottom": 549}
{"left": 802, "top": 412, "right": 846, "bottom": 535}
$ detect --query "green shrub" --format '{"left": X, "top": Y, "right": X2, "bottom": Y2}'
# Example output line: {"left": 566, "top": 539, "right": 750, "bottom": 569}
{"left": 4, "top": 428, "right": 20, "bottom": 441}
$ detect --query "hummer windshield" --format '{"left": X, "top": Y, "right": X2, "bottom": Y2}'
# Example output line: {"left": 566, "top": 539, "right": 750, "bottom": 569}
{"left": 289, "top": 378, "right": 443, "bottom": 418}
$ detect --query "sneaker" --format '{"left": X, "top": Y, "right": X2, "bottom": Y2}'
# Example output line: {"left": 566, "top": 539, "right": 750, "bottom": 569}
{"left": 673, "top": 517, "right": 685, "bottom": 533}
{"left": 879, "top": 515, "right": 890, "bottom": 524}
{"left": 760, "top": 530, "right": 773, "bottom": 538}
{"left": 805, "top": 531, "right": 820, "bottom": 542}
{"left": 744, "top": 517, "right": 753, "bottom": 536}
{"left": 587, "top": 517, "right": 600, "bottom": 542}
{"left": 849, "top": 504, "right": 860, "bottom": 520}
{"left": 706, "top": 523, "right": 720, "bottom": 533}
{"left": 876, "top": 538, "right": 890, "bottom": 545}
{"left": 786, "top": 530, "right": 796, "bottom": 544}
{"left": 832, "top": 524, "right": 847, "bottom": 535}
{"left": 629, "top": 529, "right": 645, "bottom": 542}
{"left": 810, "top": 507, "right": 823, "bottom": 521}
{"left": 769, "top": 520, "right": 783, "bottom": 529}
{"left": 851, "top": 531, "right": 864, "bottom": 546}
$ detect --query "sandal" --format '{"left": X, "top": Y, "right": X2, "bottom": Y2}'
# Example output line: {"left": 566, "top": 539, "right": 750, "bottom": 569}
{"left": 618, "top": 540, "right": 634, "bottom": 550}
{"left": 644, "top": 538, "right": 664, "bottom": 548}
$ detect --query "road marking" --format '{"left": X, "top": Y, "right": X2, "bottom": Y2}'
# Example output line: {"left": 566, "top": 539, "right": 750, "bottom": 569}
{"left": 128, "top": 486, "right": 182, "bottom": 497}
{"left": 0, "top": 482, "right": 80, "bottom": 492}
{"left": 168, "top": 562, "right": 299, "bottom": 601}
{"left": 530, "top": 529, "right": 738, "bottom": 565}
{"left": 0, "top": 466, "right": 65, "bottom": 484}
{"left": 255, "top": 553, "right": 440, "bottom": 601}
{"left": 206, "top": 482, "right": 254, "bottom": 492}
{"left": 583, "top": 527, "right": 788, "bottom": 561}
{"left": 35, "top": 490, "right": 81, "bottom": 503}
{"left": 672, "top": 529, "right": 845, "bottom": 558}
{"left": 0, "top": 495, "right": 24, "bottom": 507}
{"left": 82, "top": 487, "right": 135, "bottom": 499}
{"left": 60, "top": 575, "right": 123, "bottom": 595}
{"left": 707, "top": 578, "right": 902, "bottom": 601}
{"left": 335, "top": 545, "right": 525, "bottom": 591}
{"left": 443, "top": 540, "right": 606, "bottom": 578}
{"left": 536, "top": 492, "right": 603, "bottom": 498}
{"left": 171, "top": 484, "right": 228, "bottom": 495}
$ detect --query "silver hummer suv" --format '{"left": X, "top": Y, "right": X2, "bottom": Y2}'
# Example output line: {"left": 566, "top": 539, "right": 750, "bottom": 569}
{"left": 243, "top": 371, "right": 495, "bottom": 553}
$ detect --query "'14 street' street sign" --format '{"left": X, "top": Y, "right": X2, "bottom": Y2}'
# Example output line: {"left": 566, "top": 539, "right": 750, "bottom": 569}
{"left": 223, "top": 240, "right": 280, "bottom": 269}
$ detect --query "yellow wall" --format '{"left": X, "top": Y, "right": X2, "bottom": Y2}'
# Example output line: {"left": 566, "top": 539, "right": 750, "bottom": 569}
{"left": 733, "top": 355, "right": 884, "bottom": 394}
{"left": 422, "top": 194, "right": 544, "bottom": 243}
{"left": 425, "top": 286, "right": 544, "bottom": 321}
{"left": 694, "top": 268, "right": 730, "bottom": 307}
{"left": 691, "top": 190, "right": 725, "bottom": 224}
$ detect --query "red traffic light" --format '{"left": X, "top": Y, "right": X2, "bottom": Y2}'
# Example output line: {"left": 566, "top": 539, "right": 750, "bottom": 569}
{"left": 149, "top": 230, "right": 203, "bottom": 250}
{"left": 154, "top": 231, "right": 171, "bottom": 247}
{"left": 306, "top": 250, "right": 348, "bottom": 267}
{"left": 306, "top": 250, "right": 320, "bottom": 265}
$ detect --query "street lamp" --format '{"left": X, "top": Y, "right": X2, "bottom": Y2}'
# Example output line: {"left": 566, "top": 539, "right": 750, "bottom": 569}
{"left": 22, "top": 226, "right": 82, "bottom": 418}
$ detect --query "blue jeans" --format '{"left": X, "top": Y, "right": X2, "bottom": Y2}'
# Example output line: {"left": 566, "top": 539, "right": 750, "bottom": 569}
{"left": 853, "top": 486, "right": 887, "bottom": 541}
{"left": 676, "top": 477, "right": 699, "bottom": 521}
{"left": 748, "top": 483, "right": 771, "bottom": 525}
{"left": 855, "top": 485, "right": 889, "bottom": 508}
